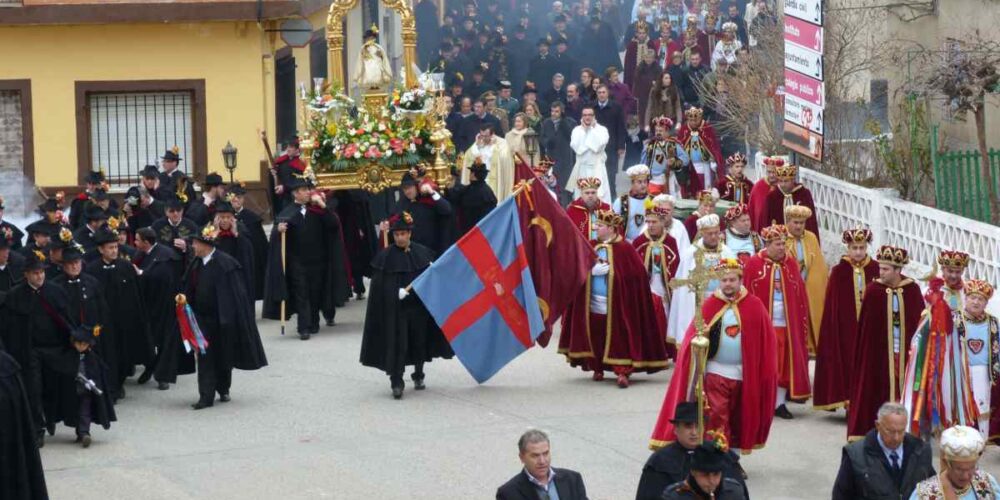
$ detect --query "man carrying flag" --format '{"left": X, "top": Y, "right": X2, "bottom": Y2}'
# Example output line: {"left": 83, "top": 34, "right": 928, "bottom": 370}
{"left": 362, "top": 212, "right": 453, "bottom": 399}
{"left": 559, "top": 209, "right": 669, "bottom": 388}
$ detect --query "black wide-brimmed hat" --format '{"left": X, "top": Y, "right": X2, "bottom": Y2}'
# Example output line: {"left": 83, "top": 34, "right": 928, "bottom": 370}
{"left": 93, "top": 227, "right": 118, "bottom": 246}
{"left": 90, "top": 189, "right": 109, "bottom": 202}
{"left": 193, "top": 224, "right": 219, "bottom": 246}
{"left": 285, "top": 176, "right": 310, "bottom": 191}
{"left": 399, "top": 172, "right": 418, "bottom": 189}
{"left": 38, "top": 198, "right": 59, "bottom": 213}
{"left": 204, "top": 172, "right": 224, "bottom": 187}
{"left": 691, "top": 440, "right": 731, "bottom": 473}
{"left": 62, "top": 244, "right": 86, "bottom": 262}
{"left": 25, "top": 220, "right": 54, "bottom": 237}
{"left": 389, "top": 211, "right": 414, "bottom": 232}
{"left": 670, "top": 402, "right": 700, "bottom": 424}
{"left": 228, "top": 182, "right": 247, "bottom": 196}
{"left": 86, "top": 170, "right": 105, "bottom": 185}
{"left": 24, "top": 250, "right": 47, "bottom": 271}
{"left": 214, "top": 200, "right": 235, "bottom": 214}
{"left": 141, "top": 164, "right": 160, "bottom": 179}
{"left": 164, "top": 194, "right": 185, "bottom": 210}
{"left": 70, "top": 325, "right": 101, "bottom": 346}
{"left": 161, "top": 148, "right": 182, "bottom": 162}
{"left": 84, "top": 205, "right": 108, "bottom": 222}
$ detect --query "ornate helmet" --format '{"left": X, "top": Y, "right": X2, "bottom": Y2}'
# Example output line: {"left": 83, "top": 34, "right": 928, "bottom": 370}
{"left": 763, "top": 156, "right": 786, "bottom": 168}
{"left": 684, "top": 107, "right": 704, "bottom": 121}
{"left": 635, "top": 18, "right": 649, "bottom": 33}
{"left": 696, "top": 189, "right": 718, "bottom": 205}
{"left": 696, "top": 213, "right": 721, "bottom": 230}
{"left": 652, "top": 115, "right": 674, "bottom": 130}
{"left": 842, "top": 227, "right": 873, "bottom": 245}
{"left": 937, "top": 250, "right": 970, "bottom": 269}
{"left": 594, "top": 209, "right": 624, "bottom": 228}
{"left": 940, "top": 425, "right": 985, "bottom": 463}
{"left": 774, "top": 164, "right": 798, "bottom": 181}
{"left": 726, "top": 152, "right": 747, "bottom": 167}
{"left": 876, "top": 245, "right": 909, "bottom": 268}
{"left": 963, "top": 279, "right": 994, "bottom": 300}
{"left": 760, "top": 224, "right": 789, "bottom": 242}
{"left": 714, "top": 258, "right": 743, "bottom": 276}
{"left": 577, "top": 177, "right": 602, "bottom": 190}
{"left": 649, "top": 206, "right": 672, "bottom": 219}
{"left": 722, "top": 21, "right": 738, "bottom": 33}
{"left": 724, "top": 203, "right": 748, "bottom": 222}
{"left": 625, "top": 164, "right": 651, "bottom": 180}
{"left": 783, "top": 205, "right": 813, "bottom": 221}
{"left": 653, "top": 193, "right": 676, "bottom": 207}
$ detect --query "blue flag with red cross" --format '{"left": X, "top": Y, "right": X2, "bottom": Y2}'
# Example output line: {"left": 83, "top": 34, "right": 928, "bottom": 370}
{"left": 410, "top": 197, "right": 545, "bottom": 383}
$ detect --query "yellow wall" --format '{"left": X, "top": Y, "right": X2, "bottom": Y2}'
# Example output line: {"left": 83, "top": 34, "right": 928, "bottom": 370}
{"left": 0, "top": 21, "right": 276, "bottom": 187}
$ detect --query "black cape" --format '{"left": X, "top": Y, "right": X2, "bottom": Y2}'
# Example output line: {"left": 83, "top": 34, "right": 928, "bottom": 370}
{"left": 0, "top": 251, "right": 26, "bottom": 301}
{"left": 149, "top": 217, "right": 198, "bottom": 256}
{"left": 0, "top": 220, "right": 25, "bottom": 252}
{"left": 183, "top": 251, "right": 267, "bottom": 371}
{"left": 138, "top": 244, "right": 193, "bottom": 384}
{"left": 0, "top": 348, "right": 48, "bottom": 500}
{"left": 214, "top": 231, "right": 255, "bottom": 307}
{"left": 235, "top": 208, "right": 268, "bottom": 300}
{"left": 393, "top": 195, "right": 456, "bottom": 255}
{"left": 262, "top": 203, "right": 350, "bottom": 321}
{"left": 635, "top": 443, "right": 749, "bottom": 500}
{"left": 446, "top": 178, "right": 497, "bottom": 236}
{"left": 85, "top": 259, "right": 155, "bottom": 377}
{"left": 360, "top": 243, "right": 453, "bottom": 374}
{"left": 333, "top": 190, "right": 377, "bottom": 293}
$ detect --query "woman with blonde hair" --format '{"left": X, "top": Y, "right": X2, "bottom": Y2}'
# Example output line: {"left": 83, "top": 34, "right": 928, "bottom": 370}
{"left": 505, "top": 113, "right": 541, "bottom": 166}
{"left": 522, "top": 102, "right": 543, "bottom": 135}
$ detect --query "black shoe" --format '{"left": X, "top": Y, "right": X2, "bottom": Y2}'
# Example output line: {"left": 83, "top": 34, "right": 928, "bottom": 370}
{"left": 191, "top": 400, "right": 214, "bottom": 410}
{"left": 354, "top": 292, "right": 365, "bottom": 300}
{"left": 219, "top": 393, "right": 231, "bottom": 403}
{"left": 36, "top": 435, "right": 44, "bottom": 449}
{"left": 137, "top": 367, "right": 153, "bottom": 385}
{"left": 118, "top": 386, "right": 126, "bottom": 399}
{"left": 299, "top": 332, "right": 311, "bottom": 341}
{"left": 392, "top": 386, "right": 403, "bottom": 399}
{"left": 157, "top": 382, "right": 170, "bottom": 391}
{"left": 80, "top": 434, "right": 92, "bottom": 448}
{"left": 46, "top": 422, "right": 55, "bottom": 436}
{"left": 775, "top": 404, "right": 794, "bottom": 420}
{"left": 325, "top": 318, "right": 335, "bottom": 327}
{"left": 413, "top": 378, "right": 426, "bottom": 390}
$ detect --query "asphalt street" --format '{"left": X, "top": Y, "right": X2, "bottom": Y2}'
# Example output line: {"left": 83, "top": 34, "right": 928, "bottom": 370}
{"left": 40, "top": 293, "right": 999, "bottom": 499}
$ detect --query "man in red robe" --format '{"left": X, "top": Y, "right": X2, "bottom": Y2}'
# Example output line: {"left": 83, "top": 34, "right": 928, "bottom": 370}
{"left": 938, "top": 249, "right": 969, "bottom": 310}
{"left": 651, "top": 18, "right": 683, "bottom": 69}
{"left": 566, "top": 177, "right": 611, "bottom": 243}
{"left": 633, "top": 206, "right": 681, "bottom": 359}
{"left": 743, "top": 224, "right": 812, "bottom": 419}
{"left": 676, "top": 107, "right": 723, "bottom": 194}
{"left": 748, "top": 156, "right": 779, "bottom": 232}
{"left": 624, "top": 19, "right": 654, "bottom": 87}
{"left": 679, "top": 13, "right": 710, "bottom": 63}
{"left": 763, "top": 164, "right": 819, "bottom": 242}
{"left": 559, "top": 209, "right": 669, "bottom": 388}
{"left": 717, "top": 153, "right": 753, "bottom": 205}
{"left": 813, "top": 228, "right": 878, "bottom": 411}
{"left": 649, "top": 258, "right": 778, "bottom": 454}
{"left": 847, "top": 245, "right": 925, "bottom": 441}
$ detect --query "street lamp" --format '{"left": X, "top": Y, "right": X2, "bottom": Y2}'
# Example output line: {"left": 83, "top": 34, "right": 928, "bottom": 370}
{"left": 523, "top": 128, "right": 539, "bottom": 167}
{"left": 222, "top": 141, "right": 238, "bottom": 183}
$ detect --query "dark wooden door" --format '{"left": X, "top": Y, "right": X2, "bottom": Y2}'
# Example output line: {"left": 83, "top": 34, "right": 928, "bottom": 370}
{"left": 275, "top": 52, "right": 297, "bottom": 147}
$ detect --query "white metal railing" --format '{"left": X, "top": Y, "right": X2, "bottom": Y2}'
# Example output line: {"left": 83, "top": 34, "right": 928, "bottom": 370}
{"left": 798, "top": 166, "right": 1000, "bottom": 315}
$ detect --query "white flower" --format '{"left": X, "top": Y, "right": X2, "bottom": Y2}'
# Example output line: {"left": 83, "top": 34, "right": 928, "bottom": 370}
{"left": 353, "top": 152, "right": 361, "bottom": 159}
{"left": 409, "top": 143, "right": 417, "bottom": 152}
{"left": 386, "top": 151, "right": 393, "bottom": 157}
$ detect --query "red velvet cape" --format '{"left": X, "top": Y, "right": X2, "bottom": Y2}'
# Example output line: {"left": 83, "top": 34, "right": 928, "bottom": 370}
{"left": 846, "top": 278, "right": 925, "bottom": 440}
{"left": 676, "top": 122, "right": 723, "bottom": 192}
{"left": 813, "top": 257, "right": 878, "bottom": 409}
{"left": 566, "top": 199, "right": 611, "bottom": 243}
{"left": 764, "top": 184, "right": 820, "bottom": 243}
{"left": 748, "top": 179, "right": 772, "bottom": 232}
{"left": 624, "top": 39, "right": 654, "bottom": 87}
{"left": 649, "top": 288, "right": 778, "bottom": 452}
{"left": 717, "top": 174, "right": 754, "bottom": 205}
{"left": 743, "top": 252, "right": 812, "bottom": 399}
{"left": 633, "top": 231, "right": 681, "bottom": 356}
{"left": 651, "top": 37, "right": 683, "bottom": 67}
{"left": 558, "top": 237, "right": 669, "bottom": 372}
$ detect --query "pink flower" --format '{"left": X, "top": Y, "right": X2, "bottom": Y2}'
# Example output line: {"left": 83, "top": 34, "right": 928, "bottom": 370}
{"left": 344, "top": 143, "right": 359, "bottom": 158}
{"left": 413, "top": 137, "right": 424, "bottom": 146}
{"left": 365, "top": 145, "right": 382, "bottom": 159}
{"left": 390, "top": 138, "right": 405, "bottom": 154}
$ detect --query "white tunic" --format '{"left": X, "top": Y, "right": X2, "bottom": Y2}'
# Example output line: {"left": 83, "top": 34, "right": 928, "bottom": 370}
{"left": 667, "top": 241, "right": 736, "bottom": 344}
{"left": 568, "top": 123, "right": 612, "bottom": 204}
{"left": 612, "top": 195, "right": 650, "bottom": 241}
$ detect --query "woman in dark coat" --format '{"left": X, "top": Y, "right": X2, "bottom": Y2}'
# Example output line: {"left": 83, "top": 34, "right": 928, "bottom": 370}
{"left": 645, "top": 71, "right": 683, "bottom": 130}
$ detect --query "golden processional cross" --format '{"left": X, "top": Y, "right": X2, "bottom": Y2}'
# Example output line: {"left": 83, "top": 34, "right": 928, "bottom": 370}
{"left": 668, "top": 247, "right": 720, "bottom": 442}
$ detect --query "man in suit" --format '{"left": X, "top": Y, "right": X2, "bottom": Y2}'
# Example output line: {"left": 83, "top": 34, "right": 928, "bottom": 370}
{"left": 832, "top": 402, "right": 935, "bottom": 499}
{"left": 540, "top": 101, "right": 578, "bottom": 206}
{"left": 497, "top": 429, "right": 588, "bottom": 500}
{"left": 593, "top": 84, "right": 626, "bottom": 198}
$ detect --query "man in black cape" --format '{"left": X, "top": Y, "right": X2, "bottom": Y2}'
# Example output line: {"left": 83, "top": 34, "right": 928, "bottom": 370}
{"left": 66, "top": 324, "right": 116, "bottom": 448}
{"left": 0, "top": 229, "right": 26, "bottom": 301}
{"left": 0, "top": 340, "right": 48, "bottom": 498}
{"left": 85, "top": 228, "right": 154, "bottom": 397}
{"left": 263, "top": 178, "right": 349, "bottom": 340}
{"left": 446, "top": 161, "right": 497, "bottom": 235}
{"left": 333, "top": 190, "right": 377, "bottom": 300}
{"left": 72, "top": 205, "right": 108, "bottom": 253}
{"left": 185, "top": 172, "right": 225, "bottom": 226}
{"left": 272, "top": 138, "right": 306, "bottom": 214}
{"left": 388, "top": 172, "right": 455, "bottom": 254}
{"left": 230, "top": 183, "right": 268, "bottom": 300}
{"left": 185, "top": 224, "right": 268, "bottom": 409}
{"left": 210, "top": 201, "right": 255, "bottom": 306}
{"left": 158, "top": 148, "right": 196, "bottom": 208}
{"left": 360, "top": 212, "right": 453, "bottom": 400}
{"left": 150, "top": 195, "right": 198, "bottom": 259}
{"left": 0, "top": 196, "right": 25, "bottom": 252}
{"left": 123, "top": 184, "right": 165, "bottom": 232}
{"left": 0, "top": 250, "right": 78, "bottom": 447}
{"left": 69, "top": 170, "right": 106, "bottom": 230}
{"left": 133, "top": 228, "right": 191, "bottom": 391}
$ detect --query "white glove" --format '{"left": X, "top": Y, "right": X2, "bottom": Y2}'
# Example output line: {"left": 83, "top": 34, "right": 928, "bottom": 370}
{"left": 591, "top": 262, "right": 611, "bottom": 276}
{"left": 398, "top": 288, "right": 410, "bottom": 300}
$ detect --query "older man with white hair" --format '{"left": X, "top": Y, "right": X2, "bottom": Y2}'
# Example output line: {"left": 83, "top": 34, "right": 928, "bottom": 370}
{"left": 613, "top": 164, "right": 652, "bottom": 241}
{"left": 667, "top": 213, "right": 735, "bottom": 345}
{"left": 653, "top": 193, "right": 691, "bottom": 255}
{"left": 911, "top": 425, "right": 999, "bottom": 499}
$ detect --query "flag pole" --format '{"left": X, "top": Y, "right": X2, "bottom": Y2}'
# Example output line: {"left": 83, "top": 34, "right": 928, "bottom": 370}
{"left": 280, "top": 230, "right": 287, "bottom": 336}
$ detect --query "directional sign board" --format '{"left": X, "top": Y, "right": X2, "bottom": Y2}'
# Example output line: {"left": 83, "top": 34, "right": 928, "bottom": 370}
{"left": 785, "top": 0, "right": 823, "bottom": 26}
{"left": 782, "top": 0, "right": 824, "bottom": 161}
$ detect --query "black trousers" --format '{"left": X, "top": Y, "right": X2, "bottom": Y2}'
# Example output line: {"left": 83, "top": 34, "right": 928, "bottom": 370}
{"left": 196, "top": 347, "right": 231, "bottom": 403}
{"left": 290, "top": 261, "right": 326, "bottom": 333}
{"left": 604, "top": 147, "right": 619, "bottom": 198}
{"left": 76, "top": 391, "right": 92, "bottom": 436}
{"left": 389, "top": 363, "right": 425, "bottom": 387}
{"left": 26, "top": 350, "right": 44, "bottom": 433}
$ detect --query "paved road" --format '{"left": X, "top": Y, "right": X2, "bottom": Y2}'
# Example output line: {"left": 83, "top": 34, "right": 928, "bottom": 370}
{"left": 41, "top": 297, "right": 999, "bottom": 499}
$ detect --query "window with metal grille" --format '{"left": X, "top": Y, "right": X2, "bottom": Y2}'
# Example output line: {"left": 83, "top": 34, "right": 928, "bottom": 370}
{"left": 88, "top": 91, "right": 193, "bottom": 186}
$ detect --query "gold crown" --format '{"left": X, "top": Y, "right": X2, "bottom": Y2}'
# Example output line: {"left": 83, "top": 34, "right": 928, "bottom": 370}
{"left": 724, "top": 203, "right": 748, "bottom": 221}
{"left": 963, "top": 279, "right": 994, "bottom": 300}
{"left": 760, "top": 224, "right": 789, "bottom": 242}
{"left": 577, "top": 177, "right": 602, "bottom": 190}
{"left": 775, "top": 164, "right": 798, "bottom": 181}
{"left": 594, "top": 209, "right": 624, "bottom": 228}
{"left": 783, "top": 204, "right": 812, "bottom": 221}
{"left": 59, "top": 227, "right": 73, "bottom": 243}
{"left": 649, "top": 206, "right": 672, "bottom": 218}
{"left": 696, "top": 189, "right": 716, "bottom": 204}
{"left": 635, "top": 19, "right": 649, "bottom": 32}
{"left": 841, "top": 227, "right": 872, "bottom": 245}
{"left": 684, "top": 107, "right": 704, "bottom": 120}
{"left": 937, "top": 250, "right": 970, "bottom": 269}
{"left": 726, "top": 152, "right": 747, "bottom": 166}
{"left": 714, "top": 258, "right": 743, "bottom": 275}
{"left": 369, "top": 23, "right": 379, "bottom": 35}
{"left": 876, "top": 245, "right": 909, "bottom": 267}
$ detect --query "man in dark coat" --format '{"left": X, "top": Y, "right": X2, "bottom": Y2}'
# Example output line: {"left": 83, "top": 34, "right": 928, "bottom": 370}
{"left": 594, "top": 84, "right": 627, "bottom": 197}
{"left": 0, "top": 250, "right": 77, "bottom": 447}
{"left": 636, "top": 402, "right": 747, "bottom": 500}
{"left": 446, "top": 162, "right": 497, "bottom": 235}
{"left": 230, "top": 183, "right": 268, "bottom": 300}
{"left": 123, "top": 186, "right": 165, "bottom": 233}
{"left": 185, "top": 172, "right": 226, "bottom": 227}
{"left": 527, "top": 37, "right": 557, "bottom": 93}
{"left": 661, "top": 438, "right": 747, "bottom": 500}
{"left": 0, "top": 229, "right": 25, "bottom": 301}
{"left": 389, "top": 173, "right": 455, "bottom": 254}
{"left": 832, "top": 402, "right": 935, "bottom": 500}
{"left": 69, "top": 170, "right": 105, "bottom": 230}
{"left": 140, "top": 164, "right": 170, "bottom": 202}
{"left": 210, "top": 201, "right": 255, "bottom": 310}
{"left": 263, "top": 178, "right": 348, "bottom": 339}
{"left": 133, "top": 227, "right": 190, "bottom": 391}
{"left": 273, "top": 139, "right": 307, "bottom": 213}
{"left": 496, "top": 429, "right": 589, "bottom": 500}
{"left": 333, "top": 190, "right": 377, "bottom": 300}
{"left": 459, "top": 100, "right": 504, "bottom": 154}
{"left": 150, "top": 195, "right": 198, "bottom": 259}
{"left": 184, "top": 225, "right": 267, "bottom": 409}
{"left": 540, "top": 101, "right": 578, "bottom": 206}
{"left": 0, "top": 196, "right": 25, "bottom": 252}
{"left": 0, "top": 343, "right": 49, "bottom": 498}
{"left": 360, "top": 212, "right": 453, "bottom": 399}
{"left": 66, "top": 324, "right": 116, "bottom": 448}
{"left": 158, "top": 148, "right": 196, "bottom": 206}
{"left": 85, "top": 228, "right": 154, "bottom": 398}
{"left": 72, "top": 205, "right": 108, "bottom": 253}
